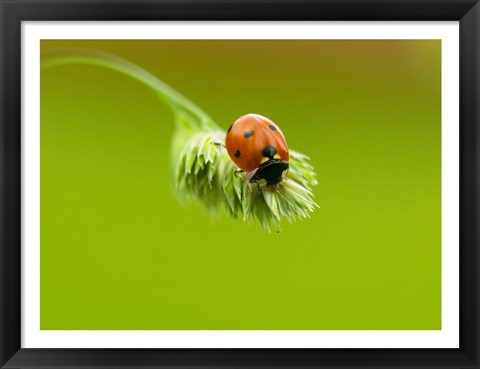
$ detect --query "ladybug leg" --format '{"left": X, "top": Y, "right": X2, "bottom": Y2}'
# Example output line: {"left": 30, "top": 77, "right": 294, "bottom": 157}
{"left": 210, "top": 141, "right": 226, "bottom": 148}
{"left": 234, "top": 169, "right": 244, "bottom": 177}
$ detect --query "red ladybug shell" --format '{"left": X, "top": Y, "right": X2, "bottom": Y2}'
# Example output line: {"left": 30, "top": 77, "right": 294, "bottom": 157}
{"left": 225, "top": 114, "right": 289, "bottom": 172}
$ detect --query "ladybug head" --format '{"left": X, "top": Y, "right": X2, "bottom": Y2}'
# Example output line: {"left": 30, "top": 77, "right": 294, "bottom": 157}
{"left": 247, "top": 159, "right": 289, "bottom": 186}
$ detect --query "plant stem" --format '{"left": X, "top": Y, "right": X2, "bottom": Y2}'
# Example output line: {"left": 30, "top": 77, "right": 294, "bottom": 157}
{"left": 41, "top": 48, "right": 219, "bottom": 132}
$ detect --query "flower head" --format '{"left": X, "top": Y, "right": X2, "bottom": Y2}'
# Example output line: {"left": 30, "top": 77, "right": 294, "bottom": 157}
{"left": 175, "top": 130, "right": 319, "bottom": 232}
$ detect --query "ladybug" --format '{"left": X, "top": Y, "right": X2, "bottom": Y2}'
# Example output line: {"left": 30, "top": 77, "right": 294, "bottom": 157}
{"left": 225, "top": 113, "right": 290, "bottom": 186}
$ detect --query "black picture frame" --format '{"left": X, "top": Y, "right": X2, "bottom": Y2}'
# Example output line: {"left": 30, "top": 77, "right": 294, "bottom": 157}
{"left": 1, "top": 1, "right": 479, "bottom": 368}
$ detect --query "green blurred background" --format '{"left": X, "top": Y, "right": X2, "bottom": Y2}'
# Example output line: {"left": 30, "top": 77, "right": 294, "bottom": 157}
{"left": 40, "top": 40, "right": 441, "bottom": 330}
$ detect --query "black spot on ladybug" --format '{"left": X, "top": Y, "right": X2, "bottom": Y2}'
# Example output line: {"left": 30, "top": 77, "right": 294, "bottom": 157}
{"left": 234, "top": 150, "right": 241, "bottom": 158}
{"left": 262, "top": 145, "right": 277, "bottom": 159}
{"left": 227, "top": 124, "right": 234, "bottom": 134}
{"left": 243, "top": 130, "right": 254, "bottom": 138}
{"left": 268, "top": 125, "right": 277, "bottom": 131}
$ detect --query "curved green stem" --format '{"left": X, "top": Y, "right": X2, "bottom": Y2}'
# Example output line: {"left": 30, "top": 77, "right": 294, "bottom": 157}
{"left": 41, "top": 48, "right": 219, "bottom": 132}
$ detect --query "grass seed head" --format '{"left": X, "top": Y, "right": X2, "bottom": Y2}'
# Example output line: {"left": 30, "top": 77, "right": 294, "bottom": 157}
{"left": 175, "top": 130, "right": 319, "bottom": 232}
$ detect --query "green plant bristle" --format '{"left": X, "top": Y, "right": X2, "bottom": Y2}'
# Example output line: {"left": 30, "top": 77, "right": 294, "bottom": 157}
{"left": 41, "top": 49, "right": 319, "bottom": 232}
